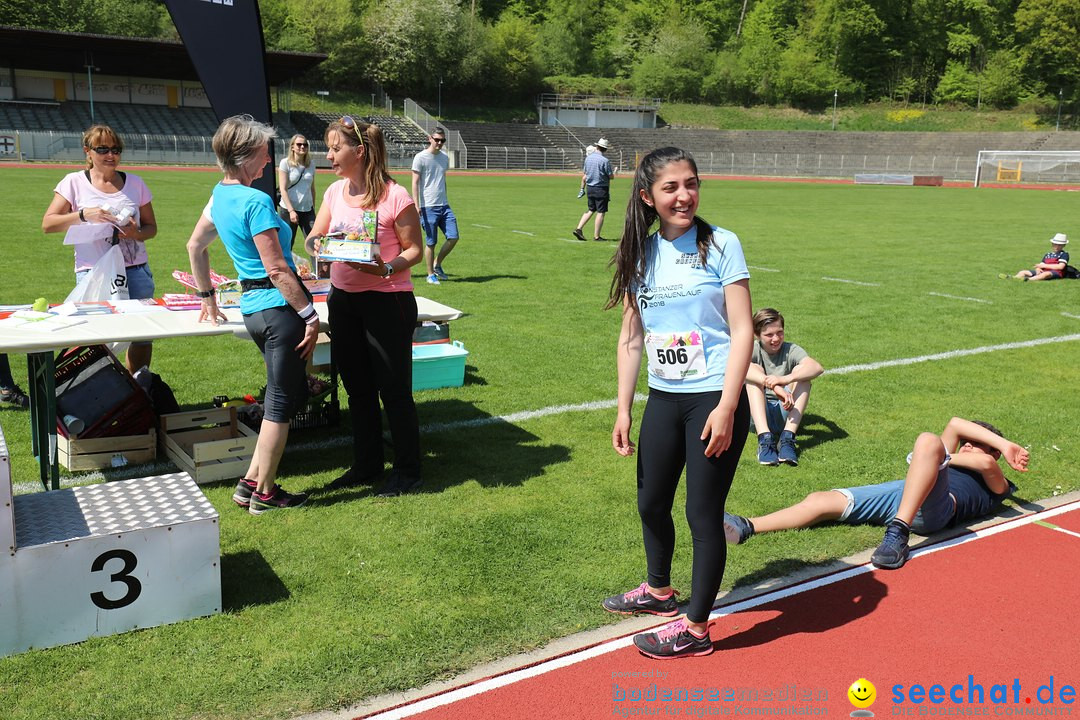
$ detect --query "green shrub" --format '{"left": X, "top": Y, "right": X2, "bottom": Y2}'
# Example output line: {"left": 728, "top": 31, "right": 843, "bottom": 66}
{"left": 935, "top": 61, "right": 979, "bottom": 106}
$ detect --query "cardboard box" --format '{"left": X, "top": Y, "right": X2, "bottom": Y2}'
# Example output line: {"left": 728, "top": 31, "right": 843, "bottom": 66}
{"left": 413, "top": 341, "right": 468, "bottom": 391}
{"left": 57, "top": 429, "right": 157, "bottom": 471}
{"left": 160, "top": 407, "right": 257, "bottom": 484}
{"left": 307, "top": 332, "right": 332, "bottom": 373}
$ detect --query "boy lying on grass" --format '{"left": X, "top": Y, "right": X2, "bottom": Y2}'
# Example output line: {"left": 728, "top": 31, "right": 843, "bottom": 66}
{"left": 724, "top": 417, "right": 1029, "bottom": 569}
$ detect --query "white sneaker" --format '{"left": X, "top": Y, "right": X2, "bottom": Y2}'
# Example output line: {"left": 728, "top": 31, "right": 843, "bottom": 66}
{"left": 426, "top": 274, "right": 440, "bottom": 285}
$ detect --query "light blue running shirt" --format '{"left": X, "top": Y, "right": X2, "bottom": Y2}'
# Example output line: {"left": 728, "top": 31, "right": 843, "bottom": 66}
{"left": 210, "top": 182, "right": 295, "bottom": 315}
{"left": 632, "top": 224, "right": 750, "bottom": 393}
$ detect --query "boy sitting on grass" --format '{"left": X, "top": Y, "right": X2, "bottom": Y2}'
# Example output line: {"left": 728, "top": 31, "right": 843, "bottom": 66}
{"left": 724, "top": 417, "right": 1029, "bottom": 570}
{"left": 1001, "top": 233, "right": 1069, "bottom": 281}
{"left": 746, "top": 308, "right": 824, "bottom": 467}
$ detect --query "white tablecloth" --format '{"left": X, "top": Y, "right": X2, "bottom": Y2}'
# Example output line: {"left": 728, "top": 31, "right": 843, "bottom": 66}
{"left": 0, "top": 297, "right": 462, "bottom": 354}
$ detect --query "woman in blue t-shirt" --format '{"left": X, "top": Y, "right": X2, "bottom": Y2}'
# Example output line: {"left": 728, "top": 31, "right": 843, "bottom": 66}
{"left": 604, "top": 147, "right": 756, "bottom": 659}
{"left": 187, "top": 115, "right": 318, "bottom": 516}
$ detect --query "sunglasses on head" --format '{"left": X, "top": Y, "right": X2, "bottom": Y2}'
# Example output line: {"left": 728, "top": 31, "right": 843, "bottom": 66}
{"left": 339, "top": 115, "right": 365, "bottom": 148}
{"left": 90, "top": 146, "right": 123, "bottom": 155}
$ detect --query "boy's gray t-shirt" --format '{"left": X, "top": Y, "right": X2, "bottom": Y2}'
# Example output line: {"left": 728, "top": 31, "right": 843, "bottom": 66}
{"left": 752, "top": 341, "right": 808, "bottom": 400}
{"left": 411, "top": 150, "right": 449, "bottom": 206}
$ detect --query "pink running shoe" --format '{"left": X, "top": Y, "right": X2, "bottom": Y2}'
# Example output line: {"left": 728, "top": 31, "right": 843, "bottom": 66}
{"left": 601, "top": 582, "right": 679, "bottom": 616}
{"left": 633, "top": 619, "right": 713, "bottom": 659}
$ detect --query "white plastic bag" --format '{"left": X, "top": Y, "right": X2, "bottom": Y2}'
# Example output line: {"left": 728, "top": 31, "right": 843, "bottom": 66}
{"left": 65, "top": 245, "right": 130, "bottom": 304}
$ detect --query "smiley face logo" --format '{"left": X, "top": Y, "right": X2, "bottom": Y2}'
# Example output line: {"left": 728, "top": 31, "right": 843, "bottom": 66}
{"left": 848, "top": 678, "right": 877, "bottom": 709}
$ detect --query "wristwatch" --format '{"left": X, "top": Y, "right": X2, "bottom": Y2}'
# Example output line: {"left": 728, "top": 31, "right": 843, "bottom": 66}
{"left": 383, "top": 263, "right": 395, "bottom": 278}
{"left": 195, "top": 289, "right": 214, "bottom": 298}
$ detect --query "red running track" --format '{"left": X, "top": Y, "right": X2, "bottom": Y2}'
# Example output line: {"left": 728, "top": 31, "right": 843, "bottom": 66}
{"left": 362, "top": 503, "right": 1080, "bottom": 719}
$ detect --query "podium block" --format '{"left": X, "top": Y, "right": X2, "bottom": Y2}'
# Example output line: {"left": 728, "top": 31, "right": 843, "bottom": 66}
{"left": 0, "top": 431, "right": 221, "bottom": 656}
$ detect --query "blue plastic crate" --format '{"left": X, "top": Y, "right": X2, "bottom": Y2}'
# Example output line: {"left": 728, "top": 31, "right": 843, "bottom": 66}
{"left": 412, "top": 341, "right": 468, "bottom": 390}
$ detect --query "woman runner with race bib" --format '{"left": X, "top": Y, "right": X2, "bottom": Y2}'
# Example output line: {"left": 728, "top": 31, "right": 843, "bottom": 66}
{"left": 604, "top": 146, "right": 757, "bottom": 659}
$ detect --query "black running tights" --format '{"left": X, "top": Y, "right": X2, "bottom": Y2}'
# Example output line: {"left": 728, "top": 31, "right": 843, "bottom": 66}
{"left": 636, "top": 387, "right": 750, "bottom": 624}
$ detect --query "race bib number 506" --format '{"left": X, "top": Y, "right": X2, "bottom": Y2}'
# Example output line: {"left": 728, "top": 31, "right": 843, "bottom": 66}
{"left": 645, "top": 331, "right": 706, "bottom": 380}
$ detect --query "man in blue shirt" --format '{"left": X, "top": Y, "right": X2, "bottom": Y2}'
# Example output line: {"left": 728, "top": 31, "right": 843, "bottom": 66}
{"left": 572, "top": 138, "right": 615, "bottom": 242}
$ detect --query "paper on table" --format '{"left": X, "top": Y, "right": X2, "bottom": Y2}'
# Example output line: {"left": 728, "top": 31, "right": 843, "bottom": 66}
{"left": 113, "top": 299, "right": 167, "bottom": 314}
{"left": 53, "top": 301, "right": 115, "bottom": 316}
{"left": 63, "top": 223, "right": 113, "bottom": 245}
{"left": 0, "top": 311, "right": 88, "bottom": 332}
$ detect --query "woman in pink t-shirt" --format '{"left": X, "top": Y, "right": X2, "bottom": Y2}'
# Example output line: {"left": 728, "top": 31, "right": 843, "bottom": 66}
{"left": 305, "top": 116, "right": 423, "bottom": 496}
{"left": 42, "top": 124, "right": 158, "bottom": 373}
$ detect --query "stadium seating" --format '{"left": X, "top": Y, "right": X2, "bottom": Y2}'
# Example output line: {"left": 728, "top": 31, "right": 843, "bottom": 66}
{"left": 2, "top": 100, "right": 1076, "bottom": 180}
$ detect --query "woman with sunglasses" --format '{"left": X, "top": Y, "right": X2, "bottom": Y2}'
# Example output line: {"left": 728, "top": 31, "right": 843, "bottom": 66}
{"left": 277, "top": 134, "right": 317, "bottom": 250}
{"left": 305, "top": 116, "right": 424, "bottom": 496}
{"left": 42, "top": 124, "right": 158, "bottom": 373}
{"left": 187, "top": 115, "right": 317, "bottom": 515}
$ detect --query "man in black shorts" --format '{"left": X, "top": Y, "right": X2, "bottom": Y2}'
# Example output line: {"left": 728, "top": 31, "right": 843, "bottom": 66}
{"left": 572, "top": 138, "right": 615, "bottom": 242}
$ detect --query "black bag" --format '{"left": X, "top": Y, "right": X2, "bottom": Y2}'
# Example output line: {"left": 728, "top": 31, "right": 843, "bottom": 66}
{"left": 1064, "top": 264, "right": 1080, "bottom": 280}
{"left": 148, "top": 373, "right": 181, "bottom": 415}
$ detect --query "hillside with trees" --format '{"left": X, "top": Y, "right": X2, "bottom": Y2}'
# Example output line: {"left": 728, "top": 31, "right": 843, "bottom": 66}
{"left": 2, "top": 0, "right": 1077, "bottom": 111}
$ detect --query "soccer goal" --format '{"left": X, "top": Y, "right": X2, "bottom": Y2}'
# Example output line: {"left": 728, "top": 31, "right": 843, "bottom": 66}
{"left": 974, "top": 150, "right": 1080, "bottom": 187}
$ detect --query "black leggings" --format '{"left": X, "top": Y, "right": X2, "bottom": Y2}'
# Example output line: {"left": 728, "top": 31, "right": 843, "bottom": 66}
{"left": 327, "top": 287, "right": 420, "bottom": 480}
{"left": 279, "top": 207, "right": 316, "bottom": 252}
{"left": 243, "top": 305, "right": 309, "bottom": 423}
{"left": 636, "top": 387, "right": 750, "bottom": 624}
{"left": 0, "top": 354, "right": 15, "bottom": 388}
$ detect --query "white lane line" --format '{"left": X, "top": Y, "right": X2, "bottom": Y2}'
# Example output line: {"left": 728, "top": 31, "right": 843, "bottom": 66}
{"left": 1037, "top": 522, "right": 1080, "bottom": 541}
{"left": 25, "top": 334, "right": 1080, "bottom": 493}
{"left": 472, "top": 223, "right": 493, "bottom": 229}
{"left": 511, "top": 230, "right": 535, "bottom": 236}
{"left": 825, "top": 333, "right": 1080, "bottom": 376}
{"left": 360, "top": 498, "right": 1080, "bottom": 720}
{"left": 821, "top": 276, "right": 880, "bottom": 287}
{"left": 748, "top": 265, "right": 780, "bottom": 273}
{"left": 928, "top": 292, "right": 992, "bottom": 304}
{"left": 420, "top": 394, "right": 647, "bottom": 434}
{"left": 1063, "top": 312, "right": 1080, "bottom": 320}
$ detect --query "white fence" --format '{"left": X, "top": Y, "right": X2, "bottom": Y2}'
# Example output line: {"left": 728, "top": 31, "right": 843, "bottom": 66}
{"left": 6, "top": 127, "right": 1079, "bottom": 184}
{"left": 0, "top": 128, "right": 420, "bottom": 169}
{"left": 463, "top": 146, "right": 979, "bottom": 179}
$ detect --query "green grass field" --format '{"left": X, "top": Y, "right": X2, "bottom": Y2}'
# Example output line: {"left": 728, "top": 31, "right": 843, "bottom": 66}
{"left": 0, "top": 165, "right": 1078, "bottom": 719}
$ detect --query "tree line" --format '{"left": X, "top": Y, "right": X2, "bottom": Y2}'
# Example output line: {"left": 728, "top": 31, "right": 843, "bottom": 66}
{"left": 3, "top": 0, "right": 1077, "bottom": 110}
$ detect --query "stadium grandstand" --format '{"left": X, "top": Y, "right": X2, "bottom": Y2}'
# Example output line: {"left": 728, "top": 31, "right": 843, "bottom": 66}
{"left": 2, "top": 25, "right": 1078, "bottom": 183}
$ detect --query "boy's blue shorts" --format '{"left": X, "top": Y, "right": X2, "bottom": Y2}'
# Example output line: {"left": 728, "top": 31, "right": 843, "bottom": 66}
{"left": 836, "top": 465, "right": 955, "bottom": 534}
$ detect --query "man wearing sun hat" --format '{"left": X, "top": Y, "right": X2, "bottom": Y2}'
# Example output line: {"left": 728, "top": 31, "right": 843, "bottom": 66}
{"left": 572, "top": 137, "right": 615, "bottom": 242}
{"left": 1003, "top": 232, "right": 1070, "bottom": 281}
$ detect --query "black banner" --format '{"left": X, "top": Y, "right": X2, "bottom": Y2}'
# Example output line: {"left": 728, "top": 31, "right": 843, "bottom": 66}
{"left": 163, "top": 0, "right": 275, "bottom": 197}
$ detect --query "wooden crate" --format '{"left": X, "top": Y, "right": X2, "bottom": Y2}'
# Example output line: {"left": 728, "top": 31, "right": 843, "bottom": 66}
{"left": 160, "top": 408, "right": 257, "bottom": 484}
{"left": 57, "top": 430, "right": 157, "bottom": 471}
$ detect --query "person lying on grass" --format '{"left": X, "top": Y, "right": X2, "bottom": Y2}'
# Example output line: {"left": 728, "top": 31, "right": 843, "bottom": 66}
{"left": 724, "top": 417, "right": 1029, "bottom": 570}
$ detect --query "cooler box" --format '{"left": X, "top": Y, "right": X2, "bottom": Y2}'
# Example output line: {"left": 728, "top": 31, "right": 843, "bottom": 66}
{"left": 412, "top": 341, "right": 468, "bottom": 391}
